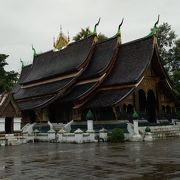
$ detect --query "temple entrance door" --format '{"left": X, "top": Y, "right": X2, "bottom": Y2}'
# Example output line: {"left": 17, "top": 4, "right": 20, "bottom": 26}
{"left": 138, "top": 89, "right": 146, "bottom": 112}
{"left": 147, "top": 90, "right": 156, "bottom": 123}
{"left": 138, "top": 89, "right": 147, "bottom": 118}
{"left": 5, "top": 117, "right": 13, "bottom": 134}
{"left": 49, "top": 103, "right": 72, "bottom": 123}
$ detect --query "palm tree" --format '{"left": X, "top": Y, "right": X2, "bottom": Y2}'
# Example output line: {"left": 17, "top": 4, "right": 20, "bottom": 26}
{"left": 73, "top": 27, "right": 108, "bottom": 42}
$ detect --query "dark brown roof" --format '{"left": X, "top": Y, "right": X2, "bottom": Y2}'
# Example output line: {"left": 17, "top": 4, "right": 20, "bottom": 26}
{"left": 103, "top": 36, "right": 154, "bottom": 86}
{"left": 12, "top": 64, "right": 32, "bottom": 94}
{"left": 80, "top": 37, "right": 118, "bottom": 79}
{"left": 17, "top": 96, "right": 54, "bottom": 110}
{"left": 0, "top": 93, "right": 21, "bottom": 117}
{"left": 14, "top": 78, "right": 73, "bottom": 100}
{"left": 84, "top": 88, "right": 134, "bottom": 108}
{"left": 14, "top": 35, "right": 160, "bottom": 110}
{"left": 22, "top": 35, "right": 95, "bottom": 85}
{"left": 61, "top": 37, "right": 119, "bottom": 103}
{"left": 62, "top": 82, "right": 96, "bottom": 102}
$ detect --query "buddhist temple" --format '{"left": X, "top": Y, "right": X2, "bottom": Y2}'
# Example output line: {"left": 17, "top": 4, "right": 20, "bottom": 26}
{"left": 0, "top": 92, "right": 21, "bottom": 134}
{"left": 13, "top": 20, "right": 180, "bottom": 128}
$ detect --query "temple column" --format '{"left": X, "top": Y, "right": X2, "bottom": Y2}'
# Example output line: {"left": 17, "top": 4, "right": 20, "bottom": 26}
{"left": 0, "top": 118, "right": 5, "bottom": 133}
{"left": 134, "top": 91, "right": 139, "bottom": 112}
{"left": 42, "top": 108, "right": 49, "bottom": 122}
{"left": 13, "top": 117, "right": 21, "bottom": 132}
{"left": 112, "top": 106, "right": 118, "bottom": 120}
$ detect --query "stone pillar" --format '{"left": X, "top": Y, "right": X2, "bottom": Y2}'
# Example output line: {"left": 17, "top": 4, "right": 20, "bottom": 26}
{"left": 87, "top": 120, "right": 93, "bottom": 131}
{"left": 13, "top": 117, "right": 21, "bottom": 132}
{"left": 33, "top": 129, "right": 40, "bottom": 142}
{"left": 133, "top": 120, "right": 139, "bottom": 135}
{"left": 58, "top": 129, "right": 66, "bottom": 143}
{"left": 143, "top": 127, "right": 153, "bottom": 141}
{"left": 134, "top": 91, "right": 139, "bottom": 112}
{"left": 99, "top": 128, "right": 108, "bottom": 142}
{"left": 74, "top": 128, "right": 83, "bottom": 143}
{"left": 86, "top": 129, "right": 96, "bottom": 142}
{"left": 48, "top": 129, "right": 56, "bottom": 142}
{"left": 130, "top": 120, "right": 143, "bottom": 141}
{"left": 144, "top": 132, "right": 153, "bottom": 141}
{"left": 0, "top": 118, "right": 5, "bottom": 133}
{"left": 42, "top": 109, "right": 49, "bottom": 122}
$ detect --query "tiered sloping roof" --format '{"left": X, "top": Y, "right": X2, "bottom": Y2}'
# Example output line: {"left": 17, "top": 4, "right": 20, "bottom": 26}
{"left": 13, "top": 32, "right": 176, "bottom": 110}
{"left": 0, "top": 93, "right": 21, "bottom": 117}
{"left": 62, "top": 36, "right": 120, "bottom": 106}
{"left": 14, "top": 35, "right": 96, "bottom": 110}
{"left": 84, "top": 36, "right": 155, "bottom": 108}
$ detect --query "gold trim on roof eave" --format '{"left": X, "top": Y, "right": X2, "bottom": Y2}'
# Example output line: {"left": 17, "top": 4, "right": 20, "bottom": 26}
{"left": 76, "top": 73, "right": 106, "bottom": 86}
{"left": 22, "top": 69, "right": 84, "bottom": 89}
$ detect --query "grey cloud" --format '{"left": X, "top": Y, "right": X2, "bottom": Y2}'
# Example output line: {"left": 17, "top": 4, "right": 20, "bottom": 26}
{"left": 0, "top": 0, "right": 179, "bottom": 72}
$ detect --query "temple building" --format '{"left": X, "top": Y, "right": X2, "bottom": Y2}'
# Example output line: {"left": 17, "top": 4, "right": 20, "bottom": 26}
{"left": 0, "top": 92, "right": 21, "bottom": 134}
{"left": 13, "top": 21, "right": 179, "bottom": 127}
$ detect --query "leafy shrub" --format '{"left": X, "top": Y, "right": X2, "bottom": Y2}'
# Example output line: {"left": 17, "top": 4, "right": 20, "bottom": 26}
{"left": 109, "top": 128, "right": 124, "bottom": 142}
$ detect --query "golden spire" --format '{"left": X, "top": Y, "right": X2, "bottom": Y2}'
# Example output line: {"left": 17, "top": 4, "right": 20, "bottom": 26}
{"left": 68, "top": 32, "right": 70, "bottom": 42}
{"left": 54, "top": 26, "right": 69, "bottom": 50}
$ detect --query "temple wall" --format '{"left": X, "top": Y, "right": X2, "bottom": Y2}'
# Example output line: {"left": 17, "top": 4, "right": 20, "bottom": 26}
{"left": 72, "top": 109, "right": 81, "bottom": 121}
{"left": 117, "top": 65, "right": 176, "bottom": 116}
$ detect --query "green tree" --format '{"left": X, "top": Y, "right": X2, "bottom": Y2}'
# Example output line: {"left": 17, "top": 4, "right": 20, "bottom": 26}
{"left": 0, "top": 54, "right": 18, "bottom": 93}
{"left": 157, "top": 23, "right": 177, "bottom": 70}
{"left": 172, "top": 39, "right": 180, "bottom": 95}
{"left": 157, "top": 23, "right": 180, "bottom": 94}
{"left": 73, "top": 27, "right": 108, "bottom": 42}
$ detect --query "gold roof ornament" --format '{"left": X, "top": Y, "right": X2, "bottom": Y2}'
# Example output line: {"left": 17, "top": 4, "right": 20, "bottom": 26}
{"left": 53, "top": 26, "right": 69, "bottom": 50}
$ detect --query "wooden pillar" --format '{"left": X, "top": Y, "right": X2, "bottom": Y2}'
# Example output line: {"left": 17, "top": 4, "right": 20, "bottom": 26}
{"left": 134, "top": 90, "right": 139, "bottom": 112}
{"left": 112, "top": 106, "right": 118, "bottom": 120}
{"left": 42, "top": 108, "right": 49, "bottom": 122}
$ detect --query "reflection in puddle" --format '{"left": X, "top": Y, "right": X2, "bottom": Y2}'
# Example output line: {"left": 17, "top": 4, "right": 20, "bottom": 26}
{"left": 0, "top": 139, "right": 180, "bottom": 179}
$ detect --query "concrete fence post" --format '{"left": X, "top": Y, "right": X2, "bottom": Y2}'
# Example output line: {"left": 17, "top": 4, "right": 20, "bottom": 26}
{"left": 0, "top": 118, "right": 5, "bottom": 133}
{"left": 74, "top": 128, "right": 83, "bottom": 143}
{"left": 130, "top": 120, "right": 143, "bottom": 141}
{"left": 99, "top": 128, "right": 108, "bottom": 142}
{"left": 13, "top": 117, "right": 21, "bottom": 132}
{"left": 48, "top": 129, "right": 56, "bottom": 142}
{"left": 87, "top": 120, "right": 93, "bottom": 131}
{"left": 58, "top": 129, "right": 66, "bottom": 143}
{"left": 33, "top": 129, "right": 40, "bottom": 143}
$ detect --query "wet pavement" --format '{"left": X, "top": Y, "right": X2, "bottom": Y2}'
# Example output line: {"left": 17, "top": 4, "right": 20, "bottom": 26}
{"left": 1, "top": 139, "right": 180, "bottom": 179}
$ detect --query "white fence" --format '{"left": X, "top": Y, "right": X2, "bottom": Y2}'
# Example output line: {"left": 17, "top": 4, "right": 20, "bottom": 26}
{"left": 22, "top": 128, "right": 108, "bottom": 144}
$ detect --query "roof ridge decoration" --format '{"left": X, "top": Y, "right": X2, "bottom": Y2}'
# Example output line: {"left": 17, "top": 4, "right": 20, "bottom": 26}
{"left": 113, "top": 18, "right": 124, "bottom": 38}
{"left": 93, "top": 18, "right": 101, "bottom": 34}
{"left": 32, "top": 45, "right": 37, "bottom": 57}
{"left": 20, "top": 59, "right": 24, "bottom": 68}
{"left": 147, "top": 15, "right": 160, "bottom": 37}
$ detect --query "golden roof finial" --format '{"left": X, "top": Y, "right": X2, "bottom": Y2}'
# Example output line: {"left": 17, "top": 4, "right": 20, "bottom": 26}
{"left": 54, "top": 26, "right": 69, "bottom": 50}
{"left": 60, "top": 25, "right": 62, "bottom": 35}
{"left": 68, "top": 32, "right": 70, "bottom": 42}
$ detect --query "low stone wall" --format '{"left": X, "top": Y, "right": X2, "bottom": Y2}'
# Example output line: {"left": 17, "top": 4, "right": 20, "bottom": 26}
{"left": 0, "top": 133, "right": 25, "bottom": 146}
{"left": 22, "top": 128, "right": 108, "bottom": 144}
{"left": 127, "top": 120, "right": 180, "bottom": 141}
{"left": 139, "top": 124, "right": 180, "bottom": 139}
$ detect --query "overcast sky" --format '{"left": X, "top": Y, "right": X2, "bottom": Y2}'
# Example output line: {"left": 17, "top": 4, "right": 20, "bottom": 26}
{"left": 1, "top": 0, "right": 180, "bottom": 73}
